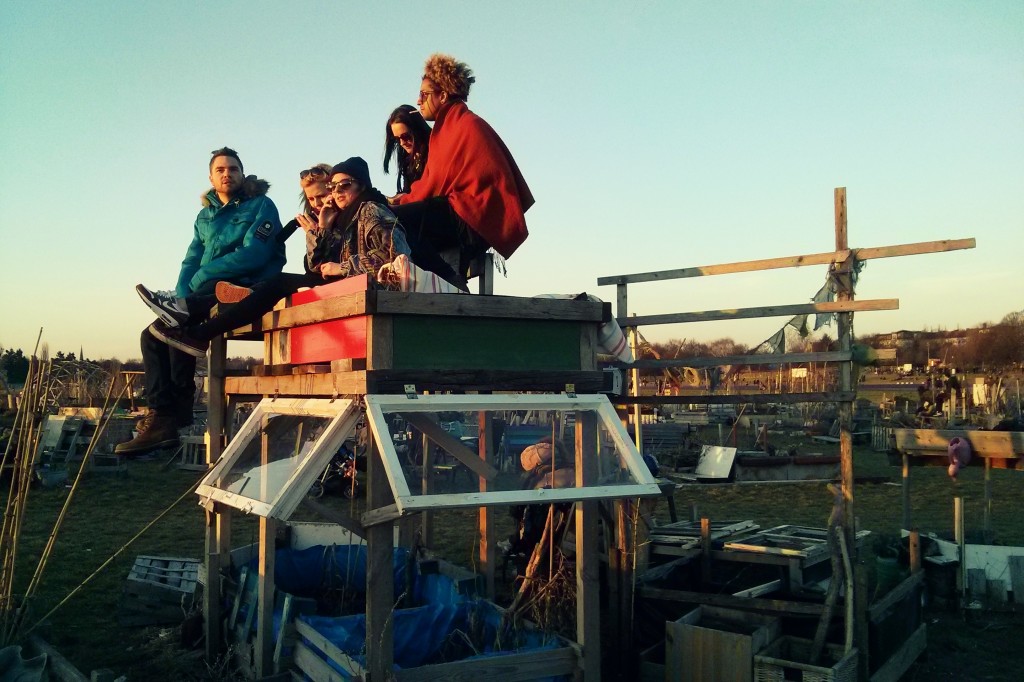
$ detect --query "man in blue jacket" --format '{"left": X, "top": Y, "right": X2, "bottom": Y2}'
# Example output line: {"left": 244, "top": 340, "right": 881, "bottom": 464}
{"left": 117, "top": 147, "right": 285, "bottom": 454}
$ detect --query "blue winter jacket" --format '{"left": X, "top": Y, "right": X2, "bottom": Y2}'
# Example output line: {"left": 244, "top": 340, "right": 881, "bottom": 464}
{"left": 175, "top": 177, "right": 286, "bottom": 297}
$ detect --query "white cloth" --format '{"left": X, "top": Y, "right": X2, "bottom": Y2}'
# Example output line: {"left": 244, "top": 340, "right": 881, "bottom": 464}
{"left": 377, "top": 254, "right": 463, "bottom": 294}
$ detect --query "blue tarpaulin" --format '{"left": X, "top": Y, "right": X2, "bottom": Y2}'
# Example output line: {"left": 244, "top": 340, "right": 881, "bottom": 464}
{"left": 298, "top": 600, "right": 569, "bottom": 681}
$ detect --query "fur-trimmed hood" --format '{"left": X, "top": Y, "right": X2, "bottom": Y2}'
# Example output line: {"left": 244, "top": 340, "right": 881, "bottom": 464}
{"left": 201, "top": 175, "right": 271, "bottom": 207}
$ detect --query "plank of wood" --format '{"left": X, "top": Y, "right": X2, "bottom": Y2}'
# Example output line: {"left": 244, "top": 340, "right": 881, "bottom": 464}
{"left": 255, "top": 516, "right": 278, "bottom": 678}
{"left": 373, "top": 291, "right": 607, "bottom": 321}
{"left": 1009, "top": 556, "right": 1024, "bottom": 602}
{"left": 224, "top": 371, "right": 368, "bottom": 397}
{"left": 293, "top": 639, "right": 358, "bottom": 682}
{"left": 967, "top": 568, "right": 987, "bottom": 599}
{"left": 597, "top": 238, "right": 975, "bottom": 285}
{"left": 330, "top": 358, "right": 367, "bottom": 372}
{"left": 395, "top": 647, "right": 579, "bottom": 682}
{"left": 367, "top": 370, "right": 607, "bottom": 394}
{"left": 401, "top": 413, "right": 498, "bottom": 481}
{"left": 638, "top": 586, "right": 826, "bottom": 616}
{"left": 622, "top": 351, "right": 853, "bottom": 369}
{"left": 299, "top": 498, "right": 365, "bottom": 537}
{"left": 366, "top": 438, "right": 395, "bottom": 680}
{"left": 893, "top": 429, "right": 1024, "bottom": 458}
{"left": 576, "top": 411, "right": 601, "bottom": 680}
{"left": 260, "top": 292, "right": 370, "bottom": 331}
{"left": 869, "top": 623, "right": 927, "bottom": 682}
{"left": 620, "top": 392, "right": 857, "bottom": 406}
{"left": 225, "top": 369, "right": 609, "bottom": 397}
{"left": 619, "top": 299, "right": 898, "bottom": 328}
{"left": 733, "top": 579, "right": 783, "bottom": 598}
{"left": 868, "top": 572, "right": 923, "bottom": 623}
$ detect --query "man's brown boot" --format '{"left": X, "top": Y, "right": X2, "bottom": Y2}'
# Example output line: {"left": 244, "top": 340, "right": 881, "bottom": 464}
{"left": 115, "top": 412, "right": 179, "bottom": 455}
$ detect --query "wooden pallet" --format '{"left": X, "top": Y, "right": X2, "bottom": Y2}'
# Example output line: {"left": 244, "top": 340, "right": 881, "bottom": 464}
{"left": 120, "top": 555, "right": 201, "bottom": 626}
{"left": 724, "top": 525, "right": 870, "bottom": 562}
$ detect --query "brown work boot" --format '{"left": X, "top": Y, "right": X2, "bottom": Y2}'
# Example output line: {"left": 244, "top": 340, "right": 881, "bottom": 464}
{"left": 115, "top": 412, "right": 180, "bottom": 455}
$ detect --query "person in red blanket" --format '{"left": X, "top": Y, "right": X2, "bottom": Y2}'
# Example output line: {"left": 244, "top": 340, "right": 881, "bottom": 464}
{"left": 391, "top": 53, "right": 534, "bottom": 290}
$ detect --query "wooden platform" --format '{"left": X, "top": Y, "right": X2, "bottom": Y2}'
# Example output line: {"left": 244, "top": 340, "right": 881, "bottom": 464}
{"left": 223, "top": 284, "right": 611, "bottom": 397}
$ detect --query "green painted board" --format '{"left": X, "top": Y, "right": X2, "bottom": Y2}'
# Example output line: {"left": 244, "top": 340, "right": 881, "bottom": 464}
{"left": 391, "top": 317, "right": 582, "bottom": 370}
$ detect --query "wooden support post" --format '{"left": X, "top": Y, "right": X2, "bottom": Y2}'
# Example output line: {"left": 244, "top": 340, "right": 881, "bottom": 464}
{"left": 954, "top": 496, "right": 965, "bottom": 598}
{"left": 902, "top": 452, "right": 911, "bottom": 530}
{"left": 206, "top": 336, "right": 227, "bottom": 464}
{"left": 366, "top": 436, "right": 395, "bottom": 681}
{"left": 203, "top": 504, "right": 230, "bottom": 662}
{"left": 420, "top": 428, "right": 433, "bottom": 548}
{"left": 203, "top": 335, "right": 230, "bottom": 662}
{"left": 478, "top": 411, "right": 495, "bottom": 599}
{"left": 255, "top": 516, "right": 277, "bottom": 678}
{"left": 701, "top": 517, "right": 711, "bottom": 587}
{"left": 984, "top": 457, "right": 993, "bottom": 543}
{"left": 629, "top": 325, "right": 642, "bottom": 453}
{"left": 576, "top": 411, "right": 600, "bottom": 681}
{"left": 909, "top": 530, "right": 921, "bottom": 574}
{"left": 834, "top": 187, "right": 866, "bottom": 679}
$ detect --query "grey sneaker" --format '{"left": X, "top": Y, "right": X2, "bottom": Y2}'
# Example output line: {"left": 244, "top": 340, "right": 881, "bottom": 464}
{"left": 149, "top": 320, "right": 209, "bottom": 358}
{"left": 136, "top": 284, "right": 189, "bottom": 328}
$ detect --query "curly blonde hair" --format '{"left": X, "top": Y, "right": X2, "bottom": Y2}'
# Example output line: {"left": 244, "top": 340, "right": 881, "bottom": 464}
{"left": 423, "top": 53, "right": 475, "bottom": 101}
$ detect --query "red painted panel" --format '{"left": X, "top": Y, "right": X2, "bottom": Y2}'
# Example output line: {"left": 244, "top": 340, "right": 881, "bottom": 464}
{"left": 289, "top": 275, "right": 370, "bottom": 364}
{"left": 290, "top": 315, "right": 367, "bottom": 364}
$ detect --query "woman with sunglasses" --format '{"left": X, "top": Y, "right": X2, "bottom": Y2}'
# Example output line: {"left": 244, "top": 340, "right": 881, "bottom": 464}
{"left": 383, "top": 104, "right": 431, "bottom": 198}
{"left": 149, "top": 157, "right": 411, "bottom": 357}
{"left": 269, "top": 163, "right": 333, "bottom": 248}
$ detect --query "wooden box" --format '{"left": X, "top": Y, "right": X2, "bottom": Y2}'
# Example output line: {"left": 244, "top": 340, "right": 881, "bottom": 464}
{"left": 229, "top": 282, "right": 610, "bottom": 396}
{"left": 665, "top": 605, "right": 781, "bottom": 682}
{"left": 753, "top": 637, "right": 857, "bottom": 682}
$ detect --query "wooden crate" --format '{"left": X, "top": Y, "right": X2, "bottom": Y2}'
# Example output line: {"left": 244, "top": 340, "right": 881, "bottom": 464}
{"left": 666, "top": 605, "right": 781, "bottom": 682}
{"left": 236, "top": 284, "right": 609, "bottom": 396}
{"left": 754, "top": 637, "right": 857, "bottom": 682}
{"left": 119, "top": 555, "right": 200, "bottom": 626}
{"left": 177, "top": 436, "right": 208, "bottom": 471}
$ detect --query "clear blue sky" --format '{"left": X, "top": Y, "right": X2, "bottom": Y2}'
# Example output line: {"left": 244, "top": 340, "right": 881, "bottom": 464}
{"left": 1, "top": 2, "right": 1021, "bottom": 360}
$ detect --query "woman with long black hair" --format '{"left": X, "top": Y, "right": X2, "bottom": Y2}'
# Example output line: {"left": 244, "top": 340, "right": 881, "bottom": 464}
{"left": 383, "top": 104, "right": 431, "bottom": 198}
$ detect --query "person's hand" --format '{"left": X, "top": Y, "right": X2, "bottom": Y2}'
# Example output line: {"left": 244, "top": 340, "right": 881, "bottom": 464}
{"left": 319, "top": 262, "right": 344, "bottom": 277}
{"left": 387, "top": 193, "right": 406, "bottom": 205}
{"left": 318, "top": 196, "right": 338, "bottom": 230}
{"left": 296, "top": 212, "right": 318, "bottom": 233}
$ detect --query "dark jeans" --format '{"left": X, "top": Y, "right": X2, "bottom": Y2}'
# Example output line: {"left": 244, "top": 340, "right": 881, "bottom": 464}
{"left": 141, "top": 293, "right": 216, "bottom": 420}
{"left": 391, "top": 197, "right": 489, "bottom": 287}
{"left": 189, "top": 271, "right": 325, "bottom": 340}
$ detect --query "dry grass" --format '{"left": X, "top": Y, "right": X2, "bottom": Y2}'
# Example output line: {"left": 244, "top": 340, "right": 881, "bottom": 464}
{"left": 3, "top": 435, "right": 1022, "bottom": 679}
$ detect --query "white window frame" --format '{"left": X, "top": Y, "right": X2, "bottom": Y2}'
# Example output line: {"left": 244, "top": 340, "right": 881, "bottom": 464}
{"left": 363, "top": 393, "right": 661, "bottom": 514}
{"left": 196, "top": 397, "right": 360, "bottom": 520}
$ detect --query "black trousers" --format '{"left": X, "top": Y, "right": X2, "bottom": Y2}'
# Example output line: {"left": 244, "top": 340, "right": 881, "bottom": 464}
{"left": 391, "top": 197, "right": 489, "bottom": 287}
{"left": 140, "top": 293, "right": 216, "bottom": 421}
{"left": 189, "top": 272, "right": 326, "bottom": 341}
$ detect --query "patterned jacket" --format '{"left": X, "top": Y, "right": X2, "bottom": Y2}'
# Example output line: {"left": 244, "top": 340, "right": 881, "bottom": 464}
{"left": 307, "top": 201, "right": 411, "bottom": 282}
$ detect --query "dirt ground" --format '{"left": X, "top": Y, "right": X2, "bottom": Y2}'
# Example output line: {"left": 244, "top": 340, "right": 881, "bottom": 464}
{"left": 906, "top": 609, "right": 1024, "bottom": 681}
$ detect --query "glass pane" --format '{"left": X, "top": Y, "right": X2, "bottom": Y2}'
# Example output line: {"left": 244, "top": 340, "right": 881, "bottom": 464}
{"left": 365, "top": 396, "right": 659, "bottom": 510}
{"left": 219, "top": 414, "right": 333, "bottom": 505}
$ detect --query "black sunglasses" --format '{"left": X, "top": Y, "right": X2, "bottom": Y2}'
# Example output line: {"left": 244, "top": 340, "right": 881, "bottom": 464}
{"left": 326, "top": 179, "right": 357, "bottom": 193}
{"left": 300, "top": 167, "right": 328, "bottom": 180}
